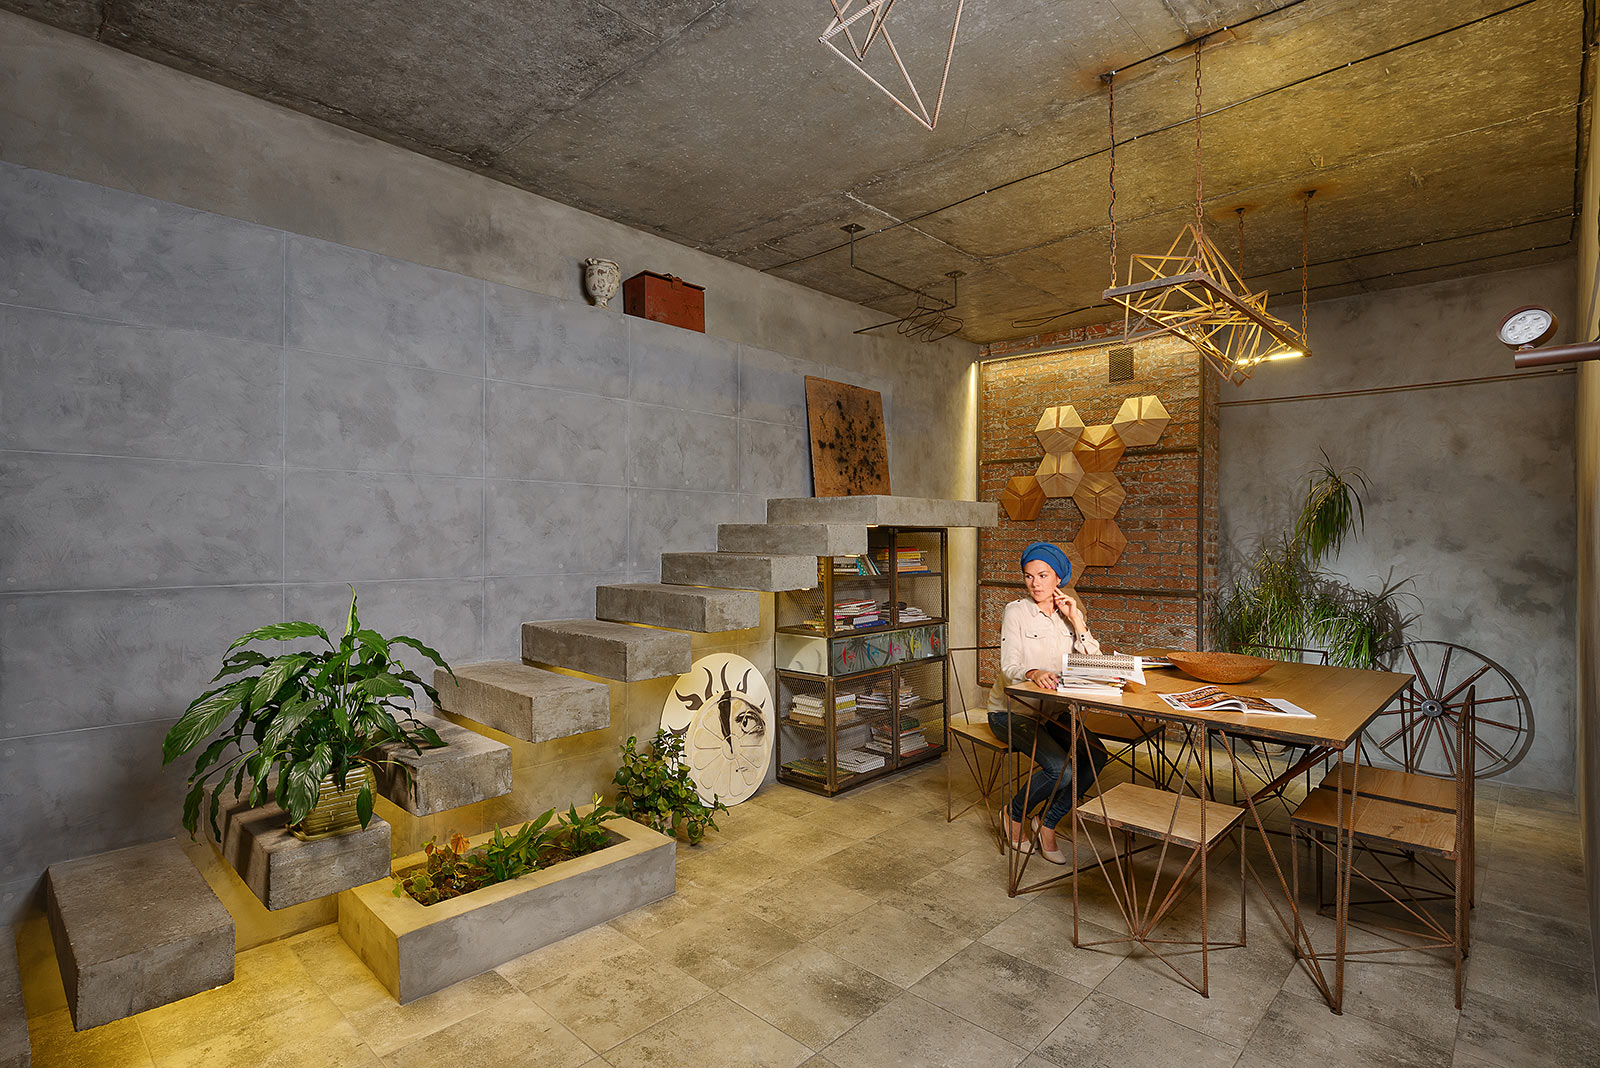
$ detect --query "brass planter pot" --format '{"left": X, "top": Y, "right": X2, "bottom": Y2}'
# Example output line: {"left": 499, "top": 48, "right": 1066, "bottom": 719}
{"left": 290, "top": 764, "right": 376, "bottom": 841}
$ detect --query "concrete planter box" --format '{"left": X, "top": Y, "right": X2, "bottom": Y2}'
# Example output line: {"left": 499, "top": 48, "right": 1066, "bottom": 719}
{"left": 337, "top": 814, "right": 675, "bottom": 1003}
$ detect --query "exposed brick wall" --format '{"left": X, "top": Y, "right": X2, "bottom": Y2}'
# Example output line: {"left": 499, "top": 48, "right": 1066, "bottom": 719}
{"left": 976, "top": 325, "right": 1220, "bottom": 684}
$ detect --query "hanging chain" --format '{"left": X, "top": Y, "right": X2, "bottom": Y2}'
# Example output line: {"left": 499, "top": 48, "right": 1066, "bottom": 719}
{"left": 1107, "top": 70, "right": 1118, "bottom": 289}
{"left": 1194, "top": 41, "right": 1204, "bottom": 240}
{"left": 1301, "top": 190, "right": 1313, "bottom": 341}
{"left": 1236, "top": 207, "right": 1245, "bottom": 273}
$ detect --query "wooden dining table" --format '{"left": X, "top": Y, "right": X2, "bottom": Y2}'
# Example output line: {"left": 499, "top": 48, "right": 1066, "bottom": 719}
{"left": 1003, "top": 657, "right": 1413, "bottom": 1012}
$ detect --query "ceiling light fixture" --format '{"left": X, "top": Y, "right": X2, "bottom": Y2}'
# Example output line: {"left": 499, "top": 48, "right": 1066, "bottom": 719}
{"left": 820, "top": 0, "right": 966, "bottom": 131}
{"left": 841, "top": 224, "right": 965, "bottom": 341}
{"left": 1102, "top": 42, "right": 1311, "bottom": 385}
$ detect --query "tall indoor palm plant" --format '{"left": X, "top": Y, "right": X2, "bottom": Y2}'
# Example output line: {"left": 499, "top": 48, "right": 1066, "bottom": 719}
{"left": 1215, "top": 452, "right": 1413, "bottom": 668}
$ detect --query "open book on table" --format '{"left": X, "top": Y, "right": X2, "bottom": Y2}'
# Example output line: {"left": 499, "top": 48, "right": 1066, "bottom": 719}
{"left": 1158, "top": 685, "right": 1313, "bottom": 717}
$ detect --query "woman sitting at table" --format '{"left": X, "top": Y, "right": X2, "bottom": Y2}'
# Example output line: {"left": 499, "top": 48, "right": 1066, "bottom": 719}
{"left": 987, "top": 541, "right": 1105, "bottom": 864}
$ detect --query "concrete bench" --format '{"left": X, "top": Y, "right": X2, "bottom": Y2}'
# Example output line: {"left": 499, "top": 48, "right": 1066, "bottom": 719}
{"left": 46, "top": 838, "right": 234, "bottom": 1030}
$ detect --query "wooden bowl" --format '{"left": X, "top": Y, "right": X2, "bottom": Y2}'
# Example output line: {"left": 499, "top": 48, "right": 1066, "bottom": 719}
{"left": 1165, "top": 651, "right": 1273, "bottom": 685}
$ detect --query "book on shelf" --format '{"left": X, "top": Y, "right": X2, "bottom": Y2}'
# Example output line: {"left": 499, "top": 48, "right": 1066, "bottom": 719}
{"left": 836, "top": 748, "right": 886, "bottom": 772}
{"left": 1157, "top": 686, "right": 1313, "bottom": 717}
{"left": 782, "top": 758, "right": 831, "bottom": 781}
{"left": 830, "top": 555, "right": 883, "bottom": 577}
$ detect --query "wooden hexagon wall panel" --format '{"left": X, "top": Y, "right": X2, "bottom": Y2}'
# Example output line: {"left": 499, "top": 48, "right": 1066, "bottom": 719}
{"left": 1073, "top": 473, "right": 1126, "bottom": 520}
{"left": 1073, "top": 424, "right": 1125, "bottom": 473}
{"left": 1060, "top": 542, "right": 1086, "bottom": 588}
{"left": 1000, "top": 475, "right": 1046, "bottom": 521}
{"left": 1035, "top": 405, "right": 1085, "bottom": 454}
{"left": 1075, "top": 519, "right": 1128, "bottom": 567}
{"left": 1035, "top": 451, "right": 1084, "bottom": 498}
{"left": 1113, "top": 395, "right": 1170, "bottom": 448}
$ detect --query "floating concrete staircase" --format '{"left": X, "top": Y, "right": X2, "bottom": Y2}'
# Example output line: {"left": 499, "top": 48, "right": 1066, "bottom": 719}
{"left": 428, "top": 494, "right": 995, "bottom": 746}
{"left": 435, "top": 660, "right": 611, "bottom": 741}
{"left": 220, "top": 801, "right": 391, "bottom": 912}
{"left": 522, "top": 619, "right": 692, "bottom": 683}
{"left": 596, "top": 583, "right": 761, "bottom": 633}
{"left": 46, "top": 839, "right": 235, "bottom": 1030}
{"left": 765, "top": 493, "right": 997, "bottom": 528}
{"left": 716, "top": 522, "right": 867, "bottom": 556}
{"left": 368, "top": 711, "right": 512, "bottom": 816}
{"left": 659, "top": 551, "right": 816, "bottom": 591}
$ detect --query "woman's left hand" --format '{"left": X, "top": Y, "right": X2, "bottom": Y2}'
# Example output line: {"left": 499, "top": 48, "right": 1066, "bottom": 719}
{"left": 1052, "top": 589, "right": 1089, "bottom": 633}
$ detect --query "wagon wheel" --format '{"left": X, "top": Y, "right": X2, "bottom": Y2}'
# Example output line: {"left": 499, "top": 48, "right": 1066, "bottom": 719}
{"left": 1368, "top": 640, "right": 1532, "bottom": 779}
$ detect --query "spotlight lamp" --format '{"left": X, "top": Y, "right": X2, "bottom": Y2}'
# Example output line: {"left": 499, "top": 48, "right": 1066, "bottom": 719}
{"left": 1501, "top": 304, "right": 1600, "bottom": 368}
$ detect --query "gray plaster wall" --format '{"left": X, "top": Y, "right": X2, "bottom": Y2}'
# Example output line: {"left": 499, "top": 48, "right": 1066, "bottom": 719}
{"left": 0, "top": 15, "right": 979, "bottom": 923}
{"left": 1219, "top": 259, "right": 1578, "bottom": 793}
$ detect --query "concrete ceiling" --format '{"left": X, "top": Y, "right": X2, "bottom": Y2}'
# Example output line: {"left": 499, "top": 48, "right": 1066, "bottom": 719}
{"left": 9, "top": 0, "right": 1590, "bottom": 344}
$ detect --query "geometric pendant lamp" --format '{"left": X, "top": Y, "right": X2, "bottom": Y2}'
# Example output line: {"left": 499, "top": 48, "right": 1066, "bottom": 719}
{"left": 820, "top": 1, "right": 967, "bottom": 131}
{"left": 1101, "top": 44, "right": 1310, "bottom": 385}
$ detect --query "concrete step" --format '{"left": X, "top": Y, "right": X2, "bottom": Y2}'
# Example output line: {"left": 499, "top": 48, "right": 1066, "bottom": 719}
{"left": 521, "top": 620, "right": 692, "bottom": 683}
{"left": 716, "top": 522, "right": 867, "bottom": 556}
{"left": 596, "top": 582, "right": 760, "bottom": 633}
{"left": 1, "top": 921, "right": 26, "bottom": 1068}
{"left": 219, "top": 800, "right": 390, "bottom": 912}
{"left": 367, "top": 711, "right": 512, "bottom": 816}
{"left": 46, "top": 839, "right": 234, "bottom": 1030}
{"left": 435, "top": 660, "right": 612, "bottom": 741}
{"left": 765, "top": 494, "right": 998, "bottom": 528}
{"left": 660, "top": 552, "right": 817, "bottom": 591}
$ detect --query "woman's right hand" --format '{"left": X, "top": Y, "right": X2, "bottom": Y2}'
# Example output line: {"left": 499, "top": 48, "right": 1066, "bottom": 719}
{"left": 1026, "top": 668, "right": 1060, "bottom": 690}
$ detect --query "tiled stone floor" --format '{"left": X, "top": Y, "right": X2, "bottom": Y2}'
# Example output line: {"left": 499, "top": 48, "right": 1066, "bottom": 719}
{"left": 15, "top": 756, "right": 1600, "bottom": 1068}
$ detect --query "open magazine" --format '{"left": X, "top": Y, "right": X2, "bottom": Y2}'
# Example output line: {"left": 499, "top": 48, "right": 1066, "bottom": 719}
{"left": 1158, "top": 685, "right": 1313, "bottom": 717}
{"left": 1054, "top": 652, "right": 1147, "bottom": 695}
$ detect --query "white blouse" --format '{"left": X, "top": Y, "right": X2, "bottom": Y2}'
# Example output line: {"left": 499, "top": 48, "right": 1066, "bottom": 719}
{"left": 986, "top": 597, "right": 1102, "bottom": 713}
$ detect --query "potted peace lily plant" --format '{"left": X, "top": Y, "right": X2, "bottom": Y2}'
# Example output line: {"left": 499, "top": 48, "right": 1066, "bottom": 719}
{"left": 162, "top": 589, "right": 453, "bottom": 841}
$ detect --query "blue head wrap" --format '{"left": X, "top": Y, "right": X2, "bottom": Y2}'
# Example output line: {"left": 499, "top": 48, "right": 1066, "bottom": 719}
{"left": 1020, "top": 541, "right": 1071, "bottom": 586}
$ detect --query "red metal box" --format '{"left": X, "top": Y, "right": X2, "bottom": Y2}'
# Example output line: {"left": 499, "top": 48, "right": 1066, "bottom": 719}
{"left": 623, "top": 271, "right": 705, "bottom": 333}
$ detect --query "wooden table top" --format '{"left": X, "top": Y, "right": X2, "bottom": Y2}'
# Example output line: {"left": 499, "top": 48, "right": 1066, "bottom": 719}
{"left": 1005, "top": 658, "right": 1414, "bottom": 749}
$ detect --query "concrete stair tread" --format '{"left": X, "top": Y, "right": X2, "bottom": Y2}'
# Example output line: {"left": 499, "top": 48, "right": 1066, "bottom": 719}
{"left": 660, "top": 551, "right": 817, "bottom": 592}
{"left": 717, "top": 522, "right": 868, "bottom": 556}
{"left": 219, "top": 801, "right": 391, "bottom": 912}
{"left": 435, "top": 660, "right": 611, "bottom": 742}
{"left": 367, "top": 711, "right": 512, "bottom": 816}
{"left": 596, "top": 582, "right": 761, "bottom": 633}
{"left": 46, "top": 838, "right": 234, "bottom": 1030}
{"left": 522, "top": 620, "right": 692, "bottom": 682}
{"left": 765, "top": 494, "right": 998, "bottom": 528}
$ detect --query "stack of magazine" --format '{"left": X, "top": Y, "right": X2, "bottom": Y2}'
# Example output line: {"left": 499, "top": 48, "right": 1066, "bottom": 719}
{"left": 1053, "top": 652, "right": 1147, "bottom": 696}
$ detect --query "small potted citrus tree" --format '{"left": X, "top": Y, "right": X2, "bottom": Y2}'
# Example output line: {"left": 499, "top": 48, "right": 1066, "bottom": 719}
{"left": 162, "top": 589, "right": 452, "bottom": 841}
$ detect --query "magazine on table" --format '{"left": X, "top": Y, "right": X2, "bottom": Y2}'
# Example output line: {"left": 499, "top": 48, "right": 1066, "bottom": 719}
{"left": 1058, "top": 651, "right": 1147, "bottom": 686}
{"left": 1158, "top": 685, "right": 1313, "bottom": 717}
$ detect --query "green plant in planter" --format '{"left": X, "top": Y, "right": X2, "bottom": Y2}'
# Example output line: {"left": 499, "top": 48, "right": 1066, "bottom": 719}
{"left": 162, "top": 588, "right": 453, "bottom": 840}
{"left": 391, "top": 798, "right": 620, "bottom": 905}
{"left": 1214, "top": 452, "right": 1415, "bottom": 668}
{"left": 613, "top": 729, "right": 727, "bottom": 845}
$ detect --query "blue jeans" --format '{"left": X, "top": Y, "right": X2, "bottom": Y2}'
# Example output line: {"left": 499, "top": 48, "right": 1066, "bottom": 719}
{"left": 989, "top": 706, "right": 1106, "bottom": 828}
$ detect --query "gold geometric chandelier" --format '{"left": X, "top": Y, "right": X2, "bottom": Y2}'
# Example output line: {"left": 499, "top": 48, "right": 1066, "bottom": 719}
{"left": 1102, "top": 43, "right": 1311, "bottom": 385}
{"left": 820, "top": 1, "right": 967, "bottom": 131}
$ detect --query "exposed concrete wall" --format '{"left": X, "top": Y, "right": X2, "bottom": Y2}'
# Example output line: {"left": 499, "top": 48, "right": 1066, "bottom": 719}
{"left": 1219, "top": 259, "right": 1578, "bottom": 793}
{"left": 0, "top": 14, "right": 980, "bottom": 924}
